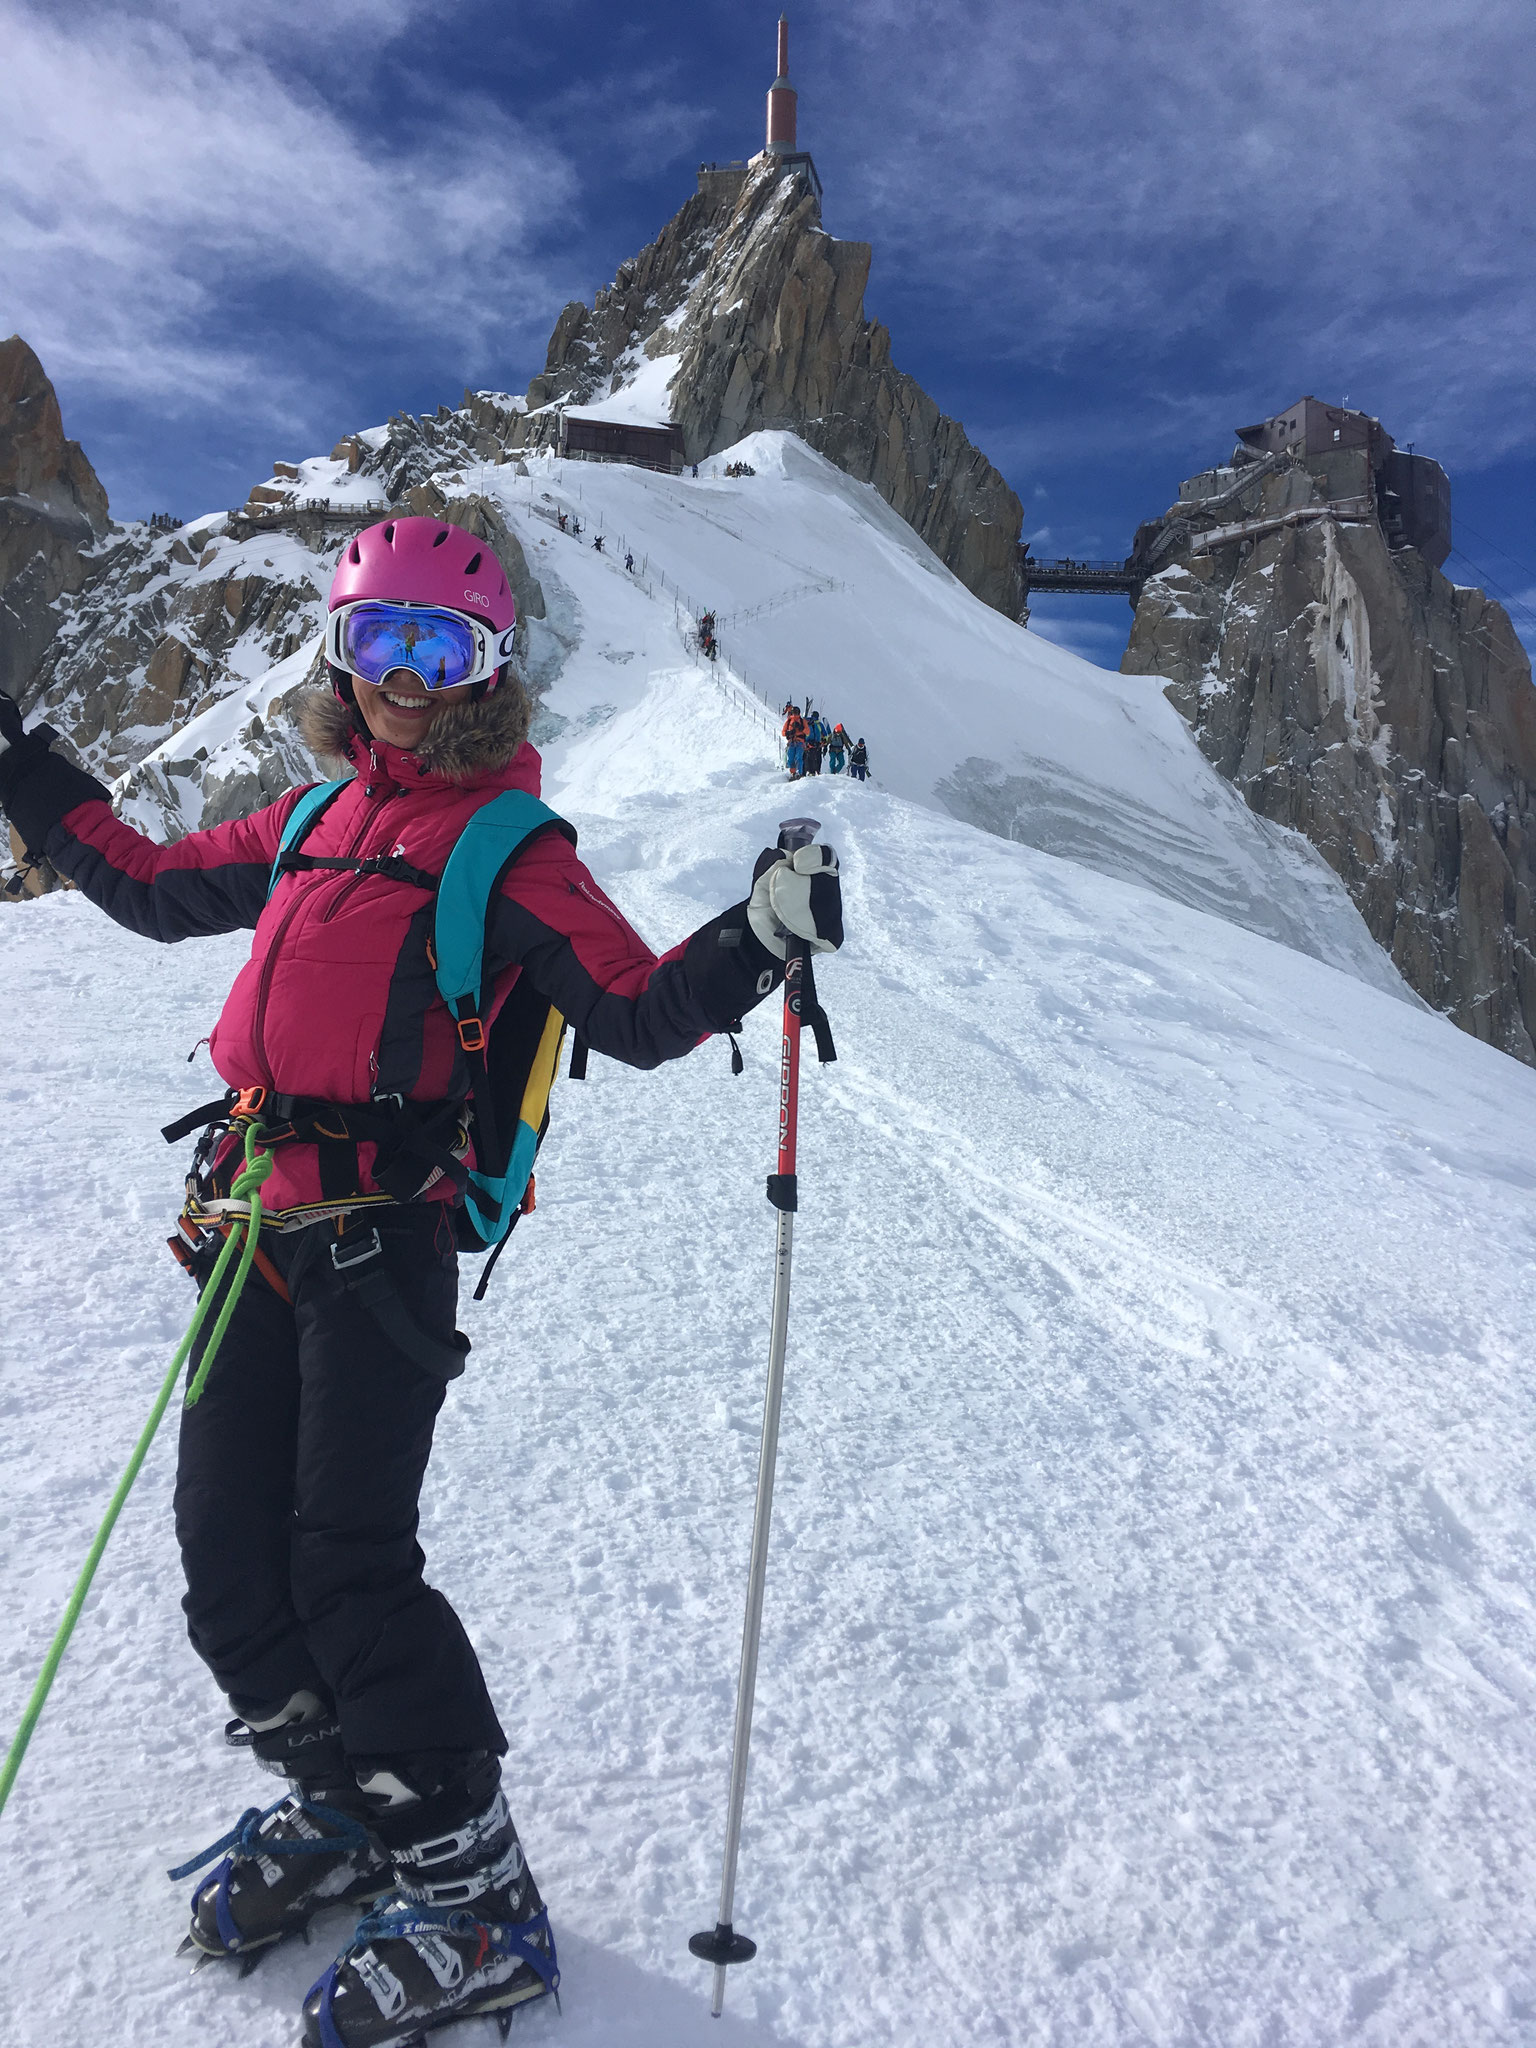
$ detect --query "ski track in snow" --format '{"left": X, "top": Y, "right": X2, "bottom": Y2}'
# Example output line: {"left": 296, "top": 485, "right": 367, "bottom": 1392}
{"left": 3, "top": 446, "right": 1536, "bottom": 2047}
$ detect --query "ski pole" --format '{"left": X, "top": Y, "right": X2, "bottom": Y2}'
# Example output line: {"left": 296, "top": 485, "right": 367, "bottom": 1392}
{"left": 691, "top": 817, "right": 828, "bottom": 2016}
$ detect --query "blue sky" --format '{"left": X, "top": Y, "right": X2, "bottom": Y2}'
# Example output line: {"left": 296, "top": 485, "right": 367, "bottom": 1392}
{"left": 4, "top": 0, "right": 1533, "bottom": 664}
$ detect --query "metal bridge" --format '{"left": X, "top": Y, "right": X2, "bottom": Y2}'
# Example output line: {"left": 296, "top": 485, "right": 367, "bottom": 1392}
{"left": 1019, "top": 554, "right": 1142, "bottom": 596}
{"left": 1018, "top": 548, "right": 1144, "bottom": 611}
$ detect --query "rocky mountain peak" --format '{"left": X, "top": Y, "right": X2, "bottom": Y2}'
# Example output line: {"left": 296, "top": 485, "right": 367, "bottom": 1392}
{"left": 513, "top": 158, "right": 1025, "bottom": 616}
{"left": 0, "top": 336, "right": 110, "bottom": 538}
{"left": 1, "top": 337, "right": 114, "bottom": 719}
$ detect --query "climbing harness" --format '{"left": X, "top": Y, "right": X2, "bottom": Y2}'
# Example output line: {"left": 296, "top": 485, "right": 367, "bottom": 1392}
{"left": 0, "top": 1119, "right": 273, "bottom": 1823}
{"left": 166, "top": 1084, "right": 473, "bottom": 1238}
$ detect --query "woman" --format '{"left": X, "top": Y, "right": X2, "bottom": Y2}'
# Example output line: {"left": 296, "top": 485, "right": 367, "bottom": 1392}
{"left": 0, "top": 515, "right": 844, "bottom": 2046}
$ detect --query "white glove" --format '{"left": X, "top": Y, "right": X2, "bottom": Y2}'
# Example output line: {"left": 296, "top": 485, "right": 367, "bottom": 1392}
{"left": 747, "top": 842, "right": 844, "bottom": 958}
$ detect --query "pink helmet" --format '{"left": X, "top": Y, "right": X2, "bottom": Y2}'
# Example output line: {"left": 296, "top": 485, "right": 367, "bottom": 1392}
{"left": 329, "top": 516, "right": 516, "bottom": 633}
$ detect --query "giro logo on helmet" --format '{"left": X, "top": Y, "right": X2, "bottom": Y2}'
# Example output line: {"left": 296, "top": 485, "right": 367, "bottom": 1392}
{"left": 463, "top": 589, "right": 491, "bottom": 610}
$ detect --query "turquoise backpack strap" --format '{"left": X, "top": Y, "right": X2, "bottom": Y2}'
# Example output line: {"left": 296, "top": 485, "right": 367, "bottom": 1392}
{"left": 431, "top": 789, "right": 569, "bottom": 1009}
{"left": 267, "top": 778, "right": 352, "bottom": 900}
{"left": 433, "top": 789, "right": 576, "bottom": 1245}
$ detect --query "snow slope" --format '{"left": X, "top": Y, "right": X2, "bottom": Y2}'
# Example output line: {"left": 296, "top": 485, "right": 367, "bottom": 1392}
{"left": 491, "top": 434, "right": 1411, "bottom": 1000}
{"left": 4, "top": 440, "right": 1536, "bottom": 2047}
{"left": 562, "top": 349, "right": 683, "bottom": 428}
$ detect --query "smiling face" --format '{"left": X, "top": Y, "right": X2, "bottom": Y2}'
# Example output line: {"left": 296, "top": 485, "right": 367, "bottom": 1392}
{"left": 351, "top": 667, "right": 477, "bottom": 750}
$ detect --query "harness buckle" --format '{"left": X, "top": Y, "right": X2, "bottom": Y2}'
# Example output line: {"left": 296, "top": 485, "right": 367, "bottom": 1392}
{"left": 456, "top": 1015, "right": 486, "bottom": 1054}
{"left": 166, "top": 1226, "right": 206, "bottom": 1276}
{"left": 330, "top": 1227, "right": 383, "bottom": 1273}
{"left": 234, "top": 1086, "right": 269, "bottom": 1120}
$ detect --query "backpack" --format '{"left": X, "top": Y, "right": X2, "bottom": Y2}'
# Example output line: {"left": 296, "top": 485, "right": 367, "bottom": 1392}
{"left": 268, "top": 779, "right": 582, "bottom": 1275}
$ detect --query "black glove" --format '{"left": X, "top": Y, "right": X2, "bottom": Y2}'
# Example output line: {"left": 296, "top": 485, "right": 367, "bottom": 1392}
{"left": 0, "top": 693, "right": 108, "bottom": 849}
{"left": 0, "top": 692, "right": 56, "bottom": 803}
{"left": 0, "top": 696, "right": 60, "bottom": 806}
{"left": 747, "top": 841, "right": 844, "bottom": 958}
{"left": 0, "top": 690, "right": 25, "bottom": 751}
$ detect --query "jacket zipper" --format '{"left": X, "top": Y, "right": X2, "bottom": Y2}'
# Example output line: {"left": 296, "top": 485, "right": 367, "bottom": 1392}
{"left": 250, "top": 891, "right": 308, "bottom": 1088}
{"left": 253, "top": 781, "right": 397, "bottom": 1080}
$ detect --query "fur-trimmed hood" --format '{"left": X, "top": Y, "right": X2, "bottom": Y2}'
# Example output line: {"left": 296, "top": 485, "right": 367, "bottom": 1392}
{"left": 293, "top": 674, "right": 532, "bottom": 784}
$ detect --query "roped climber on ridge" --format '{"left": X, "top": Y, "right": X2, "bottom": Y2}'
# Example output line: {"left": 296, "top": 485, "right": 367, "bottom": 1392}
{"left": 0, "top": 514, "right": 846, "bottom": 2048}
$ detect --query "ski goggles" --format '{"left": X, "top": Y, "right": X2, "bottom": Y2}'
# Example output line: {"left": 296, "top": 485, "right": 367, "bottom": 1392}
{"left": 325, "top": 601, "right": 516, "bottom": 692}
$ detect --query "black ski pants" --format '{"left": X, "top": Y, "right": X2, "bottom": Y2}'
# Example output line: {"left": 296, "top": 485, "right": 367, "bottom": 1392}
{"left": 173, "top": 1204, "right": 506, "bottom": 1768}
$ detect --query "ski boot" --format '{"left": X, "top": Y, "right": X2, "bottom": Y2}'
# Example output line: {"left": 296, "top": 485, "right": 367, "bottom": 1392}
{"left": 301, "top": 1759, "right": 559, "bottom": 2046}
{"left": 173, "top": 1693, "right": 391, "bottom": 1975}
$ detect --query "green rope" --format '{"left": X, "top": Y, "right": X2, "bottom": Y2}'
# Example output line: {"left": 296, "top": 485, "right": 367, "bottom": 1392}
{"left": 0, "top": 1123, "right": 273, "bottom": 1822}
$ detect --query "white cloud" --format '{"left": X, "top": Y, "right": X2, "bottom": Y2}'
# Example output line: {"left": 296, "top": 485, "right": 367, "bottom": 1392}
{"left": 817, "top": 0, "right": 1536, "bottom": 467}
{"left": 0, "top": 0, "right": 581, "bottom": 422}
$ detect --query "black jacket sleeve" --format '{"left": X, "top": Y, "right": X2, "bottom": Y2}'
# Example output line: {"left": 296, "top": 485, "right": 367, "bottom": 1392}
{"left": 483, "top": 832, "right": 783, "bottom": 1071}
{"left": 0, "top": 723, "right": 294, "bottom": 940}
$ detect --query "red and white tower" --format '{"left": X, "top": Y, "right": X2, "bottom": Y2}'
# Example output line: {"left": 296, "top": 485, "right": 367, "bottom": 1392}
{"left": 765, "top": 14, "right": 797, "bottom": 155}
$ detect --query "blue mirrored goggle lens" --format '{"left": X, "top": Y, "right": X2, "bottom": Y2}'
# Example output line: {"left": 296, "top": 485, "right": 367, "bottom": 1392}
{"left": 341, "top": 604, "right": 479, "bottom": 690}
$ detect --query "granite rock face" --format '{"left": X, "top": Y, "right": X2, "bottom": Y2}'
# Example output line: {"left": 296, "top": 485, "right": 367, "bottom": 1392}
{"left": 1123, "top": 455, "right": 1536, "bottom": 1061}
{"left": 514, "top": 157, "right": 1025, "bottom": 617}
{"left": 0, "top": 336, "right": 111, "bottom": 702}
{"left": 18, "top": 512, "right": 330, "bottom": 788}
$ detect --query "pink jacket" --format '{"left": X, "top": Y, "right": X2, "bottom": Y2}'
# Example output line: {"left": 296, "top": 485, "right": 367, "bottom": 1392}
{"left": 19, "top": 685, "right": 778, "bottom": 1218}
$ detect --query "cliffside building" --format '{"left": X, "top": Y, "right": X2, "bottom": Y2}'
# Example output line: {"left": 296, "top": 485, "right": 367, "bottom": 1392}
{"left": 1234, "top": 394, "right": 1392, "bottom": 464}
{"left": 1022, "top": 394, "right": 1454, "bottom": 618}
{"left": 1231, "top": 396, "right": 1451, "bottom": 568}
{"left": 558, "top": 417, "right": 685, "bottom": 473}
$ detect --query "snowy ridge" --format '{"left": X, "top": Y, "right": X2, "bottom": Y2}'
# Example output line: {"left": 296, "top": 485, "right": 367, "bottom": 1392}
{"left": 18, "top": 401, "right": 1425, "bottom": 1008}
{"left": 5, "top": 431, "right": 1535, "bottom": 2047}
{"left": 481, "top": 433, "right": 1411, "bottom": 1000}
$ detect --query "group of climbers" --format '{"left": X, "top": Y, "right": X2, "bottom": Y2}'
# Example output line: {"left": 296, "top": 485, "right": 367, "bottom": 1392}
{"left": 554, "top": 506, "right": 637, "bottom": 572}
{"left": 688, "top": 627, "right": 870, "bottom": 784}
{"left": 781, "top": 703, "right": 868, "bottom": 783}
